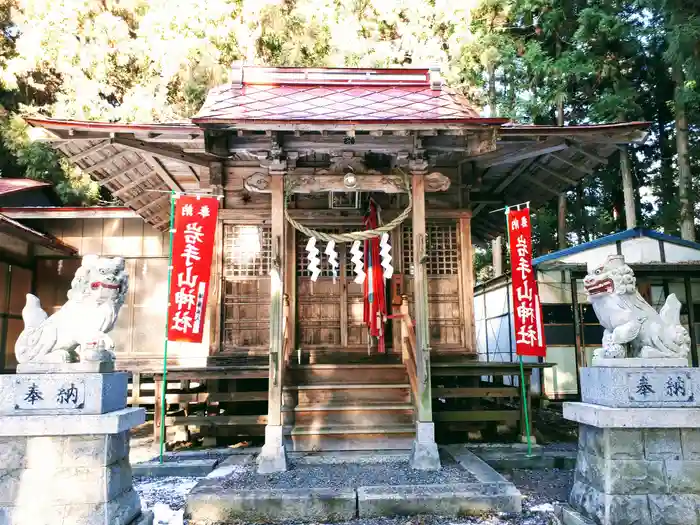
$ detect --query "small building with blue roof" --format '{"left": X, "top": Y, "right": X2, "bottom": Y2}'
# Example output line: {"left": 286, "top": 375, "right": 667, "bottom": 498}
{"left": 474, "top": 228, "right": 700, "bottom": 400}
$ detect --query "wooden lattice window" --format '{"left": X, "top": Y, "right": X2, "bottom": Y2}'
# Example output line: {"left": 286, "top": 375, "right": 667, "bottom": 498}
{"left": 402, "top": 223, "right": 459, "bottom": 276}
{"left": 223, "top": 225, "right": 272, "bottom": 277}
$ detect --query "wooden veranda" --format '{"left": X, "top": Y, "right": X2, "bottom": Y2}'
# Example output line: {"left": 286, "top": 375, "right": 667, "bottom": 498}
{"left": 26, "top": 66, "right": 648, "bottom": 459}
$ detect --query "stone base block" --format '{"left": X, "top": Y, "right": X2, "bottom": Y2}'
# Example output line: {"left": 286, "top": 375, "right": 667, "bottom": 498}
{"left": 409, "top": 422, "right": 441, "bottom": 471}
{"left": 186, "top": 487, "right": 357, "bottom": 523}
{"left": 0, "top": 431, "right": 130, "bottom": 472}
{"left": 0, "top": 407, "right": 144, "bottom": 436}
{"left": 592, "top": 358, "right": 688, "bottom": 368}
{"left": 568, "top": 421, "right": 700, "bottom": 524}
{"left": 16, "top": 361, "right": 116, "bottom": 374}
{"left": 357, "top": 483, "right": 522, "bottom": 517}
{"left": 580, "top": 366, "right": 700, "bottom": 408}
{"left": 0, "top": 486, "right": 142, "bottom": 525}
{"left": 257, "top": 424, "right": 287, "bottom": 474}
{"left": 564, "top": 402, "right": 700, "bottom": 428}
{"left": 0, "top": 412, "right": 144, "bottom": 524}
{"left": 0, "top": 372, "right": 127, "bottom": 415}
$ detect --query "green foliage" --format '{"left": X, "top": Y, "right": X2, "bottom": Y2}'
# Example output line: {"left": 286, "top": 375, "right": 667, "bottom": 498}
{"left": 0, "top": 115, "right": 100, "bottom": 205}
{"left": 0, "top": 0, "right": 696, "bottom": 278}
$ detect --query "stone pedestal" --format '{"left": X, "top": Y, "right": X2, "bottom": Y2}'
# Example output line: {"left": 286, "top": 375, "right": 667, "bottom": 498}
{"left": 257, "top": 425, "right": 287, "bottom": 474}
{"left": 565, "top": 360, "right": 700, "bottom": 525}
{"left": 0, "top": 368, "right": 151, "bottom": 525}
{"left": 409, "top": 422, "right": 441, "bottom": 471}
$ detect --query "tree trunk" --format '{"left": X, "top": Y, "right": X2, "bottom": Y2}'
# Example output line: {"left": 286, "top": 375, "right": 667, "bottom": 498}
{"left": 557, "top": 193, "right": 567, "bottom": 248}
{"left": 673, "top": 63, "right": 695, "bottom": 241}
{"left": 576, "top": 185, "right": 589, "bottom": 242}
{"left": 556, "top": 87, "right": 566, "bottom": 248}
{"left": 620, "top": 145, "right": 637, "bottom": 229}
{"left": 492, "top": 236, "right": 503, "bottom": 277}
{"left": 488, "top": 66, "right": 497, "bottom": 118}
{"left": 657, "top": 61, "right": 677, "bottom": 233}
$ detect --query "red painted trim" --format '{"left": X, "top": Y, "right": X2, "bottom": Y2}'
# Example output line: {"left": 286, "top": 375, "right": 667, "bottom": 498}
{"left": 0, "top": 206, "right": 133, "bottom": 213}
{"left": 501, "top": 121, "right": 651, "bottom": 132}
{"left": 0, "top": 181, "right": 51, "bottom": 196}
{"left": 191, "top": 117, "right": 511, "bottom": 126}
{"left": 242, "top": 67, "right": 431, "bottom": 74}
{"left": 24, "top": 117, "right": 203, "bottom": 134}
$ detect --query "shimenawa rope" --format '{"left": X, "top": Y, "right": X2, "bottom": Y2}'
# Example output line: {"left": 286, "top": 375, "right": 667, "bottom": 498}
{"left": 283, "top": 171, "right": 413, "bottom": 243}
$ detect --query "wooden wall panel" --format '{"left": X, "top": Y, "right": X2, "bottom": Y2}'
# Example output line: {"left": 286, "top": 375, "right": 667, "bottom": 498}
{"left": 346, "top": 281, "right": 368, "bottom": 347}
{"left": 298, "top": 278, "right": 341, "bottom": 346}
{"left": 222, "top": 279, "right": 270, "bottom": 349}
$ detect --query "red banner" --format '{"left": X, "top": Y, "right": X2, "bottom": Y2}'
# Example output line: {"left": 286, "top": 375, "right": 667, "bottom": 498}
{"left": 508, "top": 208, "right": 546, "bottom": 357}
{"left": 167, "top": 195, "right": 219, "bottom": 343}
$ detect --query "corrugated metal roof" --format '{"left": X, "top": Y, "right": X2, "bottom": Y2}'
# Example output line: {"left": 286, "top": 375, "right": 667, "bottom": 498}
{"left": 0, "top": 213, "right": 77, "bottom": 254}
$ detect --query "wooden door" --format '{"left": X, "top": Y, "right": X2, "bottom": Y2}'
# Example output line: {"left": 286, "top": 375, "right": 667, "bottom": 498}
{"left": 221, "top": 225, "right": 271, "bottom": 351}
{"left": 295, "top": 229, "right": 370, "bottom": 350}
{"left": 402, "top": 222, "right": 464, "bottom": 351}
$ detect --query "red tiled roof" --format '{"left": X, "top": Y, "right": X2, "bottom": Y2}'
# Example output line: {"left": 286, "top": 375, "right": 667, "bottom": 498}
{"left": 193, "top": 67, "right": 504, "bottom": 125}
{"left": 0, "top": 178, "right": 49, "bottom": 196}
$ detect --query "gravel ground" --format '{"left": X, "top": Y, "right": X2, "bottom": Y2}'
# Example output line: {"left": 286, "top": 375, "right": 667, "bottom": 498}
{"left": 222, "top": 453, "right": 478, "bottom": 489}
{"left": 134, "top": 473, "right": 567, "bottom": 525}
{"left": 506, "top": 468, "right": 574, "bottom": 508}
{"left": 134, "top": 476, "right": 199, "bottom": 510}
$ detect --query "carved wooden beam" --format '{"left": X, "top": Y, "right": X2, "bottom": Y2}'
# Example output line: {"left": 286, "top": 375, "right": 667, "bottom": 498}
{"left": 114, "top": 137, "right": 210, "bottom": 168}
{"left": 243, "top": 172, "right": 451, "bottom": 193}
{"left": 144, "top": 153, "right": 184, "bottom": 192}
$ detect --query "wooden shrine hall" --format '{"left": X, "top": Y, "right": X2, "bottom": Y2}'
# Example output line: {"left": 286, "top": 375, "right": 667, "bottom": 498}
{"left": 25, "top": 65, "right": 649, "bottom": 469}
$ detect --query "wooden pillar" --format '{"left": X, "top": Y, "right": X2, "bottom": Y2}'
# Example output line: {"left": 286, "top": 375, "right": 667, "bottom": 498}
{"left": 284, "top": 220, "right": 296, "bottom": 356}
{"left": 409, "top": 160, "right": 440, "bottom": 470}
{"left": 619, "top": 145, "right": 637, "bottom": 230}
{"left": 492, "top": 237, "right": 503, "bottom": 277}
{"left": 258, "top": 161, "right": 288, "bottom": 473}
{"left": 208, "top": 218, "right": 224, "bottom": 354}
{"left": 458, "top": 215, "right": 476, "bottom": 351}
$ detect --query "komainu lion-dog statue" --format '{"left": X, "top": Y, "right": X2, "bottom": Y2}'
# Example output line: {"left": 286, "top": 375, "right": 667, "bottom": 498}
{"left": 584, "top": 254, "right": 690, "bottom": 360}
{"left": 15, "top": 255, "right": 129, "bottom": 364}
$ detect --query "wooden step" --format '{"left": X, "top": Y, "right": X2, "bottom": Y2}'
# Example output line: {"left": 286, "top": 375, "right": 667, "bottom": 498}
{"left": 286, "top": 406, "right": 414, "bottom": 426}
{"left": 294, "top": 350, "right": 402, "bottom": 365}
{"left": 288, "top": 383, "right": 411, "bottom": 405}
{"left": 286, "top": 382, "right": 410, "bottom": 390}
{"left": 286, "top": 424, "right": 415, "bottom": 451}
{"left": 287, "top": 364, "right": 408, "bottom": 385}
{"left": 284, "top": 403, "right": 413, "bottom": 412}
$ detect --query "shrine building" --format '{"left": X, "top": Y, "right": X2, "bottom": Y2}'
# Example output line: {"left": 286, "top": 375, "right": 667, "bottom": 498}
{"left": 0, "top": 65, "right": 650, "bottom": 457}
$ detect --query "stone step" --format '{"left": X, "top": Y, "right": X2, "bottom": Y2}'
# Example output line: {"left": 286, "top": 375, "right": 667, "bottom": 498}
{"left": 287, "top": 364, "right": 408, "bottom": 385}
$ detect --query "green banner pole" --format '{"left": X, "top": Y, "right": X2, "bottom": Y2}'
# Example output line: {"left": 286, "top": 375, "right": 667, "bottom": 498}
{"left": 504, "top": 204, "right": 533, "bottom": 457}
{"left": 159, "top": 191, "right": 176, "bottom": 464}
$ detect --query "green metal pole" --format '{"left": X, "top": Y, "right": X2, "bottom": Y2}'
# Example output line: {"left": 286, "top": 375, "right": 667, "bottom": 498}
{"left": 504, "top": 204, "right": 533, "bottom": 457}
{"left": 159, "top": 191, "right": 176, "bottom": 463}
{"left": 519, "top": 356, "right": 533, "bottom": 456}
